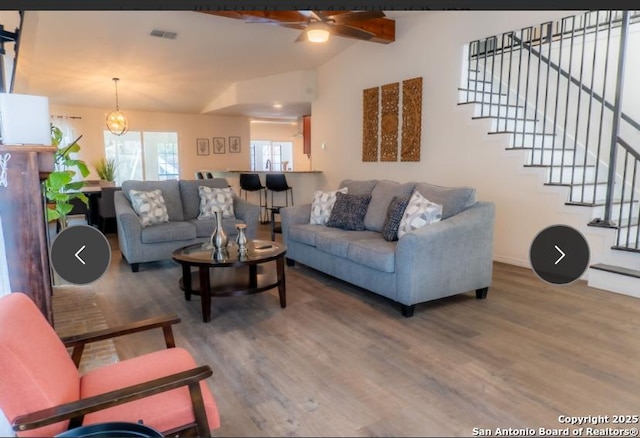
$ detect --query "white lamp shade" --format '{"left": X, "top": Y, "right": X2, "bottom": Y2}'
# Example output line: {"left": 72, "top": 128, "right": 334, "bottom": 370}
{"left": 0, "top": 93, "right": 51, "bottom": 145}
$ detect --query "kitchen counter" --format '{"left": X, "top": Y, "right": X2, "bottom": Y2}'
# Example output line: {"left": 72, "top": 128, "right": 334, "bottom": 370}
{"left": 206, "top": 169, "right": 322, "bottom": 174}
{"left": 203, "top": 170, "right": 325, "bottom": 207}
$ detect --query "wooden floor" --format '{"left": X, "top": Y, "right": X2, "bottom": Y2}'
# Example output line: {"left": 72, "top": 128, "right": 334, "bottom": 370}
{"left": 54, "top": 225, "right": 640, "bottom": 437}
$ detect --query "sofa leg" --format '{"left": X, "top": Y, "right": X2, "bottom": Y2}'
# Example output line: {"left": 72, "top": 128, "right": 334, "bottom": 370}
{"left": 401, "top": 304, "right": 415, "bottom": 318}
{"left": 286, "top": 258, "right": 295, "bottom": 267}
{"left": 131, "top": 263, "right": 139, "bottom": 273}
{"left": 475, "top": 287, "right": 488, "bottom": 299}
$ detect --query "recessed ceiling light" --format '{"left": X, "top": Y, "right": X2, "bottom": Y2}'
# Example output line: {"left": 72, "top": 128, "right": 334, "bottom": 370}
{"left": 273, "top": 103, "right": 283, "bottom": 109}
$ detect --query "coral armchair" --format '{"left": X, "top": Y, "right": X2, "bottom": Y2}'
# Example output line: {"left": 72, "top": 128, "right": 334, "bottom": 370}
{"left": 0, "top": 292, "right": 220, "bottom": 437}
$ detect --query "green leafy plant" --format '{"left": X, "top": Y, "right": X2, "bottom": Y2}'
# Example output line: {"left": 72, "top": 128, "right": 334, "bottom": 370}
{"left": 95, "top": 157, "right": 118, "bottom": 181}
{"left": 45, "top": 124, "right": 91, "bottom": 227}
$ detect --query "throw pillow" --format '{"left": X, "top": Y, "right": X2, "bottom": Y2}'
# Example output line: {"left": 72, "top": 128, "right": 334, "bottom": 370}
{"left": 309, "top": 187, "right": 348, "bottom": 225}
{"left": 381, "top": 195, "right": 411, "bottom": 241}
{"left": 326, "top": 192, "right": 372, "bottom": 231}
{"left": 397, "top": 190, "right": 443, "bottom": 238}
{"left": 198, "top": 186, "right": 235, "bottom": 219}
{"left": 129, "top": 189, "right": 170, "bottom": 228}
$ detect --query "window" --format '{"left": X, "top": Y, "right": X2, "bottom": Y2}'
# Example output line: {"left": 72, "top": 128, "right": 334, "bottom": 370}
{"left": 104, "top": 131, "right": 179, "bottom": 184}
{"left": 250, "top": 140, "right": 293, "bottom": 171}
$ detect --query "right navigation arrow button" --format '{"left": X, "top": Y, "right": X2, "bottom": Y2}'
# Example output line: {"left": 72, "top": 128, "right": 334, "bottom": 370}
{"left": 529, "top": 225, "right": 590, "bottom": 285}
{"left": 554, "top": 245, "right": 565, "bottom": 265}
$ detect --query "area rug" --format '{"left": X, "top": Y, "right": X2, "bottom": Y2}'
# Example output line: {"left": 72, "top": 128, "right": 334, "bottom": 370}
{"left": 52, "top": 287, "right": 120, "bottom": 374}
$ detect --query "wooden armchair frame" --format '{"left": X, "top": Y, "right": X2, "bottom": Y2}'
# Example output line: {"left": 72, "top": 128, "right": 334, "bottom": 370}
{"left": 11, "top": 315, "right": 214, "bottom": 437}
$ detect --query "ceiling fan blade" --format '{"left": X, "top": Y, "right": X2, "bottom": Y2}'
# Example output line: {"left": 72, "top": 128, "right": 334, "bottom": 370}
{"left": 325, "top": 11, "right": 385, "bottom": 24}
{"left": 254, "top": 21, "right": 308, "bottom": 26}
{"left": 299, "top": 10, "right": 323, "bottom": 22}
{"left": 330, "top": 24, "right": 376, "bottom": 40}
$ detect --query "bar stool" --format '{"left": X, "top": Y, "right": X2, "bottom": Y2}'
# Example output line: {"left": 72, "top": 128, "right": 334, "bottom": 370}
{"left": 265, "top": 173, "right": 294, "bottom": 210}
{"left": 269, "top": 206, "right": 282, "bottom": 241}
{"left": 239, "top": 173, "right": 268, "bottom": 223}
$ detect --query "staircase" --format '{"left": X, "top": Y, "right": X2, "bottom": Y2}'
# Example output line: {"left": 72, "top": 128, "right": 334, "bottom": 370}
{"left": 458, "top": 10, "right": 640, "bottom": 297}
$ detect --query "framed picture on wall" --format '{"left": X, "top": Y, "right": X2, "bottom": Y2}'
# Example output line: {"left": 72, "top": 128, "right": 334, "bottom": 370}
{"left": 229, "top": 136, "right": 241, "bottom": 153}
{"left": 213, "top": 137, "right": 225, "bottom": 154}
{"left": 196, "top": 138, "right": 210, "bottom": 156}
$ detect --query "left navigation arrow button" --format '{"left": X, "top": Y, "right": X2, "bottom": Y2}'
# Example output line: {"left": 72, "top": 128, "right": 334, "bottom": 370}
{"left": 51, "top": 225, "right": 111, "bottom": 285}
{"left": 75, "top": 245, "right": 86, "bottom": 265}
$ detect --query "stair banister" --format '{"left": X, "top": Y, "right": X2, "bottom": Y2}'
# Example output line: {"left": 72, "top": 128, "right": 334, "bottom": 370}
{"left": 603, "top": 10, "right": 630, "bottom": 225}
{"left": 511, "top": 22, "right": 640, "bottom": 134}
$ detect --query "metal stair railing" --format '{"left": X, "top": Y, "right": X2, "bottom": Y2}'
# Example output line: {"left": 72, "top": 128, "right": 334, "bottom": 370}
{"left": 461, "top": 10, "right": 640, "bottom": 250}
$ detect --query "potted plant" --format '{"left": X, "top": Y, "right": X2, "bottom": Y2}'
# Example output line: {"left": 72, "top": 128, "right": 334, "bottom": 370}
{"left": 45, "top": 124, "right": 91, "bottom": 229}
{"left": 94, "top": 157, "right": 118, "bottom": 185}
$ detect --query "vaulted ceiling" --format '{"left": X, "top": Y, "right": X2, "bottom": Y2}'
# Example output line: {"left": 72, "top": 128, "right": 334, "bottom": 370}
{"left": 9, "top": 11, "right": 410, "bottom": 119}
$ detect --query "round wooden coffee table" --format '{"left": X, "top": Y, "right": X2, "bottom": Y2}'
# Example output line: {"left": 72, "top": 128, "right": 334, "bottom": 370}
{"left": 172, "top": 240, "right": 287, "bottom": 322}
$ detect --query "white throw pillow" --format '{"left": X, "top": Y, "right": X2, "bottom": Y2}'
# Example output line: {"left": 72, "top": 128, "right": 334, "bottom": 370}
{"left": 129, "top": 189, "right": 170, "bottom": 228}
{"left": 397, "top": 190, "right": 443, "bottom": 238}
{"left": 198, "top": 186, "right": 235, "bottom": 219}
{"left": 310, "top": 187, "right": 348, "bottom": 225}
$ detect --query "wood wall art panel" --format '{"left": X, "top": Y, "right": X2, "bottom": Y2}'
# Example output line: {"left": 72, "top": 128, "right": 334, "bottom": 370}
{"left": 362, "top": 87, "right": 379, "bottom": 162}
{"left": 380, "top": 83, "right": 399, "bottom": 162}
{"left": 401, "top": 77, "right": 422, "bottom": 162}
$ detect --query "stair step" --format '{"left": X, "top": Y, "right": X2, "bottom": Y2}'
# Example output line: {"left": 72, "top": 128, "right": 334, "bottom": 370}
{"left": 611, "top": 245, "right": 640, "bottom": 253}
{"left": 545, "top": 181, "right": 608, "bottom": 188}
{"left": 523, "top": 163, "right": 594, "bottom": 168}
{"left": 458, "top": 88, "right": 508, "bottom": 96}
{"left": 590, "top": 216, "right": 640, "bottom": 229}
{"left": 459, "top": 101, "right": 524, "bottom": 108}
{"left": 590, "top": 263, "right": 640, "bottom": 279}
{"left": 491, "top": 131, "right": 556, "bottom": 136}
{"left": 510, "top": 146, "right": 576, "bottom": 151}
{"left": 471, "top": 116, "right": 538, "bottom": 122}
{"left": 566, "top": 199, "right": 639, "bottom": 207}
{"left": 588, "top": 264, "right": 640, "bottom": 299}
{"left": 467, "top": 79, "right": 493, "bottom": 85}
{"left": 472, "top": 105, "right": 528, "bottom": 118}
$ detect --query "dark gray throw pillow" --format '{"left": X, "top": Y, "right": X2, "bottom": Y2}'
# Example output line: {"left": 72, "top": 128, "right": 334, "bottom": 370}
{"left": 326, "top": 192, "right": 372, "bottom": 231}
{"left": 381, "top": 195, "right": 411, "bottom": 241}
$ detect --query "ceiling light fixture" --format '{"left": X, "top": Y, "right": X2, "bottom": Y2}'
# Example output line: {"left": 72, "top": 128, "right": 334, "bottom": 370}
{"left": 106, "top": 77, "right": 128, "bottom": 136}
{"left": 306, "top": 22, "right": 330, "bottom": 43}
{"left": 273, "top": 103, "right": 283, "bottom": 109}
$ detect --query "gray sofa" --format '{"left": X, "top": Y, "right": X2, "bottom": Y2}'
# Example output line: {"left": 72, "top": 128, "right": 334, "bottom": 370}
{"left": 115, "top": 178, "right": 260, "bottom": 272}
{"left": 281, "top": 179, "right": 495, "bottom": 317}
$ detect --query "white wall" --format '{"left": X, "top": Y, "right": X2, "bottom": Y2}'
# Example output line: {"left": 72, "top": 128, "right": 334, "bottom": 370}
{"left": 310, "top": 11, "right": 620, "bottom": 268}
{"left": 50, "top": 104, "right": 250, "bottom": 180}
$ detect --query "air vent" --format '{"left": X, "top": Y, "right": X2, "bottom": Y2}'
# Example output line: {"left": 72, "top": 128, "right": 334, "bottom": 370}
{"left": 150, "top": 29, "right": 177, "bottom": 40}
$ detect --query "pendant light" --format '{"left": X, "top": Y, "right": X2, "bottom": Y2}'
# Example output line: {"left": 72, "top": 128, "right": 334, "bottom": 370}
{"left": 106, "top": 77, "right": 128, "bottom": 136}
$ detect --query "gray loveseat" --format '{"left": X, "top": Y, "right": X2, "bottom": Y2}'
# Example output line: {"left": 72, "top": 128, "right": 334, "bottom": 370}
{"left": 281, "top": 179, "right": 495, "bottom": 317}
{"left": 115, "top": 178, "right": 260, "bottom": 272}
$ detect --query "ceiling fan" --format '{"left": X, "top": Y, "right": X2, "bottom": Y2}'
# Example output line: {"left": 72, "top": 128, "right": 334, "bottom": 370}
{"left": 201, "top": 10, "right": 395, "bottom": 44}
{"left": 286, "top": 11, "right": 387, "bottom": 43}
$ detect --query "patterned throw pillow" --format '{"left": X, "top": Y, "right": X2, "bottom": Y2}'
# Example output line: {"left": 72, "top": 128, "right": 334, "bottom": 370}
{"left": 310, "top": 187, "right": 348, "bottom": 225}
{"left": 381, "top": 195, "right": 411, "bottom": 241}
{"left": 129, "top": 189, "right": 170, "bottom": 228}
{"left": 326, "top": 192, "right": 372, "bottom": 231}
{"left": 397, "top": 190, "right": 443, "bottom": 238}
{"left": 198, "top": 186, "right": 235, "bottom": 219}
